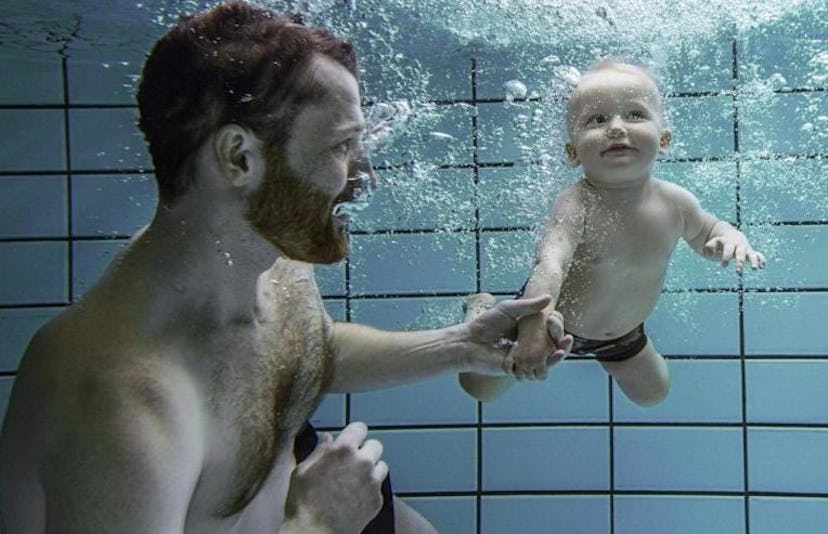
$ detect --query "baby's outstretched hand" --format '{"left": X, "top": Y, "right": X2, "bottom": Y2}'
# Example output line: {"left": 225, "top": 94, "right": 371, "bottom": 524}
{"left": 704, "top": 234, "right": 767, "bottom": 273}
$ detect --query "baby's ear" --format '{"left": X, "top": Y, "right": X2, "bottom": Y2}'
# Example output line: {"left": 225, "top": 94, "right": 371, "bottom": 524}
{"left": 564, "top": 143, "right": 579, "bottom": 165}
{"left": 659, "top": 130, "right": 672, "bottom": 153}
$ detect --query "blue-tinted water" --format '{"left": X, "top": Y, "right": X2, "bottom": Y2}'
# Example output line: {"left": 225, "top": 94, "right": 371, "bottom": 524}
{"left": 1, "top": 1, "right": 826, "bottom": 531}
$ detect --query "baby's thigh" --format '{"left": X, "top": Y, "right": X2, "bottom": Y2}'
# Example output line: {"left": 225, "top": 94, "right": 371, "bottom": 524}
{"left": 600, "top": 340, "right": 670, "bottom": 405}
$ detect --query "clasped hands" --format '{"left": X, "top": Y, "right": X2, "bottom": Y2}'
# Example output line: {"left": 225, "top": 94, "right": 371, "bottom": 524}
{"left": 466, "top": 295, "right": 573, "bottom": 381}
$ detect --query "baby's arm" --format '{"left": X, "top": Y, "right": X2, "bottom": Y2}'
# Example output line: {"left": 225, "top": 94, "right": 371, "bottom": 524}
{"left": 509, "top": 190, "right": 582, "bottom": 379}
{"left": 672, "top": 184, "right": 766, "bottom": 272}
{"left": 459, "top": 187, "right": 582, "bottom": 401}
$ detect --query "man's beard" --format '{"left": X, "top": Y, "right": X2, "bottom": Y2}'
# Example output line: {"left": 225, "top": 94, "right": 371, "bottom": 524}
{"left": 246, "top": 158, "right": 348, "bottom": 264}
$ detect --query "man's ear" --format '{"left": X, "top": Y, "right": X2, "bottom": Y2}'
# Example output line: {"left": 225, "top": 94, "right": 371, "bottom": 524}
{"left": 213, "top": 124, "right": 265, "bottom": 189}
{"left": 564, "top": 143, "right": 579, "bottom": 166}
{"left": 659, "top": 129, "right": 672, "bottom": 153}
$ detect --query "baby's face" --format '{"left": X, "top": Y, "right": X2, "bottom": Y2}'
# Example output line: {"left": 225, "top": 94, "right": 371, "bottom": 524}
{"left": 566, "top": 67, "right": 670, "bottom": 185}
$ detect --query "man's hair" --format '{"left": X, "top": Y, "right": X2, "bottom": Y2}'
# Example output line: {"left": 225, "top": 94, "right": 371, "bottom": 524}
{"left": 136, "top": 0, "right": 358, "bottom": 202}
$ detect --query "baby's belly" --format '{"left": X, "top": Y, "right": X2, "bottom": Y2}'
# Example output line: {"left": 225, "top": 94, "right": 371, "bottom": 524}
{"left": 559, "top": 273, "right": 664, "bottom": 339}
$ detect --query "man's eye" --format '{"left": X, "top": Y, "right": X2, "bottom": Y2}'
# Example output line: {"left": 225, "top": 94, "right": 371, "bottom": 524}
{"left": 332, "top": 141, "right": 350, "bottom": 155}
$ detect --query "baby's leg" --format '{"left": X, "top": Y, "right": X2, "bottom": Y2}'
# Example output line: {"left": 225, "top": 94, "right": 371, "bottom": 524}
{"left": 458, "top": 293, "right": 517, "bottom": 402}
{"left": 600, "top": 338, "right": 670, "bottom": 406}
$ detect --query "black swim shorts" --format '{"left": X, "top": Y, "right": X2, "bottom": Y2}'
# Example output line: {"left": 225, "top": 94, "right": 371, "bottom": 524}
{"left": 569, "top": 323, "right": 648, "bottom": 362}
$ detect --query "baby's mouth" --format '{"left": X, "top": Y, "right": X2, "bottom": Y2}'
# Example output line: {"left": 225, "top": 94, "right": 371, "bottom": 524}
{"left": 602, "top": 143, "right": 635, "bottom": 155}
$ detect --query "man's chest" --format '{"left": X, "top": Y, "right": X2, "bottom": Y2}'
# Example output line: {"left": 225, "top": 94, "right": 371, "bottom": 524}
{"left": 196, "top": 260, "right": 335, "bottom": 518}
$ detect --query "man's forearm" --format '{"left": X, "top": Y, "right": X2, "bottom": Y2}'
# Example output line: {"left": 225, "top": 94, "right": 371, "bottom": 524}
{"left": 327, "top": 322, "right": 475, "bottom": 393}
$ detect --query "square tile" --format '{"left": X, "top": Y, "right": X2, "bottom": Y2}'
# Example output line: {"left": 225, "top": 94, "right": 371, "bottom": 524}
{"left": 614, "top": 426, "right": 744, "bottom": 491}
{"left": 614, "top": 360, "right": 742, "bottom": 423}
{"left": 352, "top": 167, "right": 476, "bottom": 233}
{"left": 309, "top": 394, "right": 346, "bottom": 429}
{"left": 482, "top": 427, "right": 609, "bottom": 491}
{"left": 0, "top": 241, "right": 67, "bottom": 305}
{"left": 482, "top": 360, "right": 609, "bottom": 423}
{"left": 314, "top": 262, "right": 346, "bottom": 297}
{"left": 481, "top": 495, "right": 610, "bottom": 534}
{"left": 67, "top": 58, "right": 143, "bottom": 105}
{"left": 743, "top": 292, "right": 828, "bottom": 355}
{"left": 0, "top": 110, "right": 66, "bottom": 172}
{"left": 350, "top": 296, "right": 463, "bottom": 330}
{"left": 0, "top": 52, "right": 63, "bottom": 105}
{"left": 71, "top": 174, "right": 155, "bottom": 237}
{"left": 0, "top": 176, "right": 67, "bottom": 238}
{"left": 478, "top": 229, "right": 535, "bottom": 293}
{"left": 737, "top": 3, "right": 828, "bottom": 90}
{"left": 748, "top": 428, "right": 828, "bottom": 493}
{"left": 747, "top": 360, "right": 828, "bottom": 424}
{"left": 351, "top": 374, "right": 476, "bottom": 426}
{"left": 371, "top": 428, "right": 477, "bottom": 492}
{"left": 750, "top": 497, "right": 828, "bottom": 534}
{"left": 741, "top": 158, "right": 828, "bottom": 223}
{"left": 476, "top": 100, "right": 566, "bottom": 164}
{"left": 648, "top": 292, "right": 740, "bottom": 355}
{"left": 665, "top": 95, "right": 734, "bottom": 160}
{"left": 406, "top": 496, "right": 476, "bottom": 534}
{"left": 349, "top": 232, "right": 476, "bottom": 296}
{"left": 741, "top": 225, "right": 828, "bottom": 289}
{"left": 738, "top": 91, "right": 828, "bottom": 155}
{"left": 68, "top": 108, "right": 150, "bottom": 171}
{"left": 477, "top": 164, "right": 579, "bottom": 230}
{"left": 368, "top": 103, "right": 473, "bottom": 168}
{"left": 665, "top": 239, "right": 740, "bottom": 291}
{"left": 615, "top": 495, "right": 745, "bottom": 534}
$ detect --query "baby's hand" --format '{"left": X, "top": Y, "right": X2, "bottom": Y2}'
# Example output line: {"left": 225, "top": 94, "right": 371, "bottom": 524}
{"left": 508, "top": 310, "right": 573, "bottom": 381}
{"left": 704, "top": 234, "right": 767, "bottom": 273}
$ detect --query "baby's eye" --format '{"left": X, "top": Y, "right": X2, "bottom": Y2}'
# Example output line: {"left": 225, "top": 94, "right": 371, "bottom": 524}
{"left": 627, "top": 110, "right": 646, "bottom": 120}
{"left": 586, "top": 114, "right": 607, "bottom": 126}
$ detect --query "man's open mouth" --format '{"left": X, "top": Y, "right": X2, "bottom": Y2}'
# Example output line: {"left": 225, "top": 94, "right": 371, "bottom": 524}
{"left": 332, "top": 171, "right": 376, "bottom": 218}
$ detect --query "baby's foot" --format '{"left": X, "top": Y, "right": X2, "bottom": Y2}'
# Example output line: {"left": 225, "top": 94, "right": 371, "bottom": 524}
{"left": 463, "top": 293, "right": 495, "bottom": 320}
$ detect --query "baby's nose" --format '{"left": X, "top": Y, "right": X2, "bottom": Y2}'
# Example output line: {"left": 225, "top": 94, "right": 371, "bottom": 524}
{"left": 606, "top": 116, "right": 626, "bottom": 136}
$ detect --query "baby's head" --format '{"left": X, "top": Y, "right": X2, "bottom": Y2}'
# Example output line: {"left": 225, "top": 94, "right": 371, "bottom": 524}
{"left": 564, "top": 61, "right": 671, "bottom": 181}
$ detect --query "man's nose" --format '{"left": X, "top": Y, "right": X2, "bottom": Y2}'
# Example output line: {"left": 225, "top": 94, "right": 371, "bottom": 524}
{"left": 350, "top": 146, "right": 376, "bottom": 184}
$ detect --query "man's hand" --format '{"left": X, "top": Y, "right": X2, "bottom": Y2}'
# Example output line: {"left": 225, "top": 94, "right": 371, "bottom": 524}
{"left": 509, "top": 308, "right": 574, "bottom": 381}
{"left": 464, "top": 295, "right": 572, "bottom": 377}
{"left": 704, "top": 233, "right": 767, "bottom": 273}
{"left": 283, "top": 422, "right": 387, "bottom": 534}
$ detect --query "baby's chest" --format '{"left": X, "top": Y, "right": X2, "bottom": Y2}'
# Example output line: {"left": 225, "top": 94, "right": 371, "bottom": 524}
{"left": 583, "top": 203, "right": 682, "bottom": 262}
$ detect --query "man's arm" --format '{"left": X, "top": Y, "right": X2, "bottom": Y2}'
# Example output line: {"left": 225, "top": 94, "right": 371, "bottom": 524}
{"left": 326, "top": 296, "right": 552, "bottom": 393}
